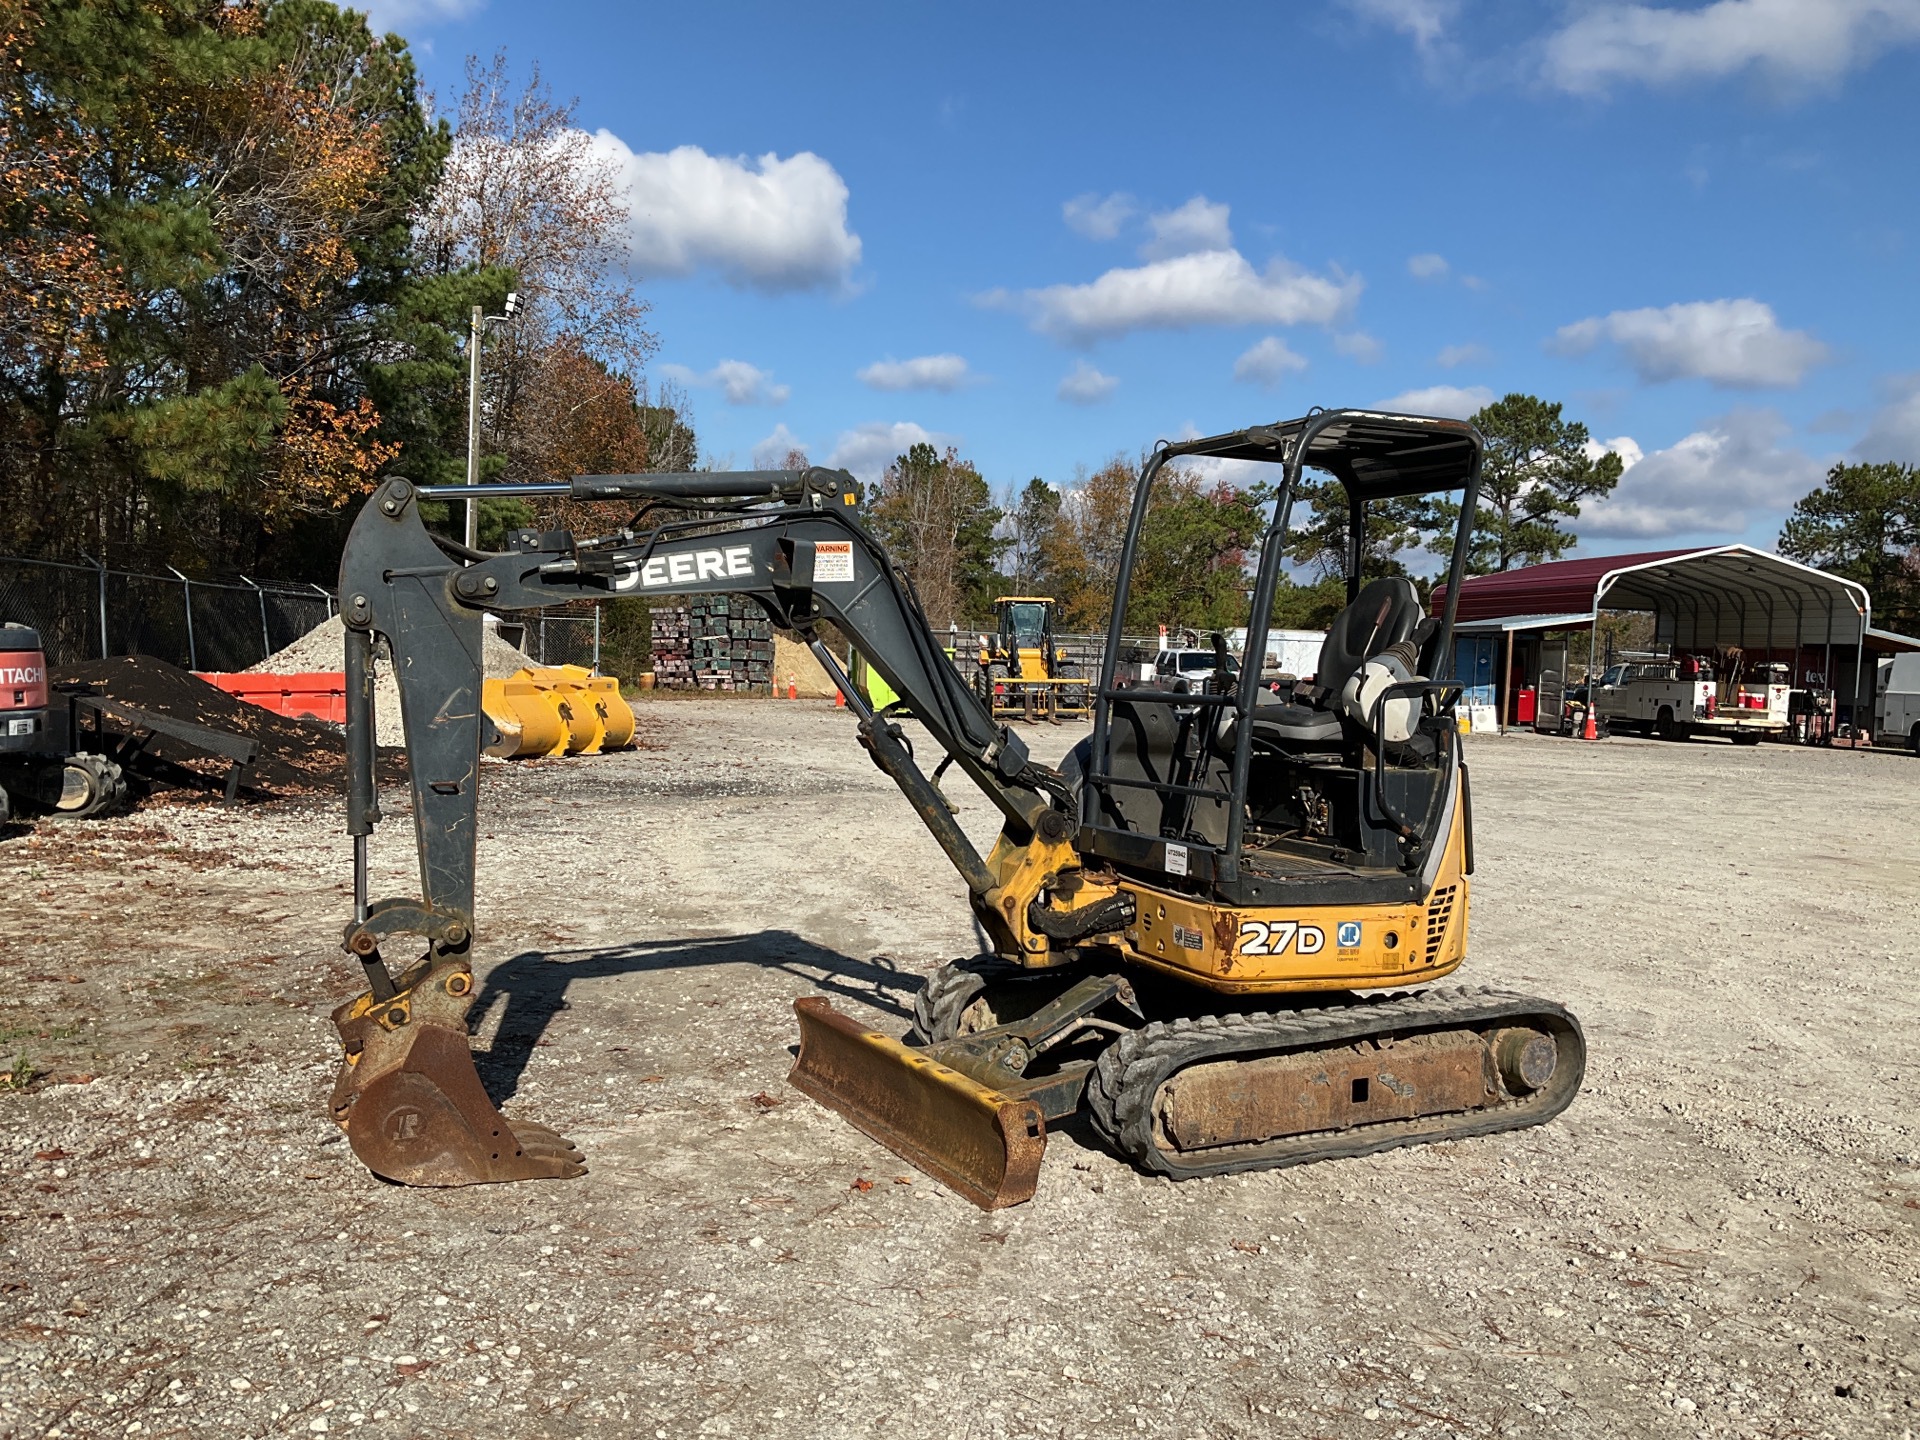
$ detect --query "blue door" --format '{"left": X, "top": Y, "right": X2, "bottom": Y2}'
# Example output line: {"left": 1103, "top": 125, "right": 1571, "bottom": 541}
{"left": 1454, "top": 634, "right": 1497, "bottom": 706}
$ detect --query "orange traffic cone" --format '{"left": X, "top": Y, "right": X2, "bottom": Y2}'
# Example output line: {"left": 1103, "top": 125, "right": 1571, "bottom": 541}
{"left": 1581, "top": 704, "right": 1598, "bottom": 741}
{"left": 834, "top": 689, "right": 845, "bottom": 708}
{"left": 788, "top": 678, "right": 798, "bottom": 701}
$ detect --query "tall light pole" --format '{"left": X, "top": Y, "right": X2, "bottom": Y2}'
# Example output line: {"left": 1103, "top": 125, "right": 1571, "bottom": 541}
{"left": 464, "top": 290, "right": 520, "bottom": 549}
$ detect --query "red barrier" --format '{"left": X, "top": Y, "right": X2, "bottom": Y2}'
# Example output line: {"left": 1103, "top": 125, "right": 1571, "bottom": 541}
{"left": 197, "top": 671, "right": 347, "bottom": 724}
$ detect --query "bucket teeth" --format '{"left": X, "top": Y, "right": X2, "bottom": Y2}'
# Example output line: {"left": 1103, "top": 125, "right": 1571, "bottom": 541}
{"left": 787, "top": 996, "right": 1045, "bottom": 1210}
{"left": 330, "top": 958, "right": 585, "bottom": 1186}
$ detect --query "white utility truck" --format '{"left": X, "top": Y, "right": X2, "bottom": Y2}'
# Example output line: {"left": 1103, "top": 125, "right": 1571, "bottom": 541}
{"left": 1590, "top": 658, "right": 1789, "bottom": 744}
{"left": 1875, "top": 653, "right": 1920, "bottom": 753}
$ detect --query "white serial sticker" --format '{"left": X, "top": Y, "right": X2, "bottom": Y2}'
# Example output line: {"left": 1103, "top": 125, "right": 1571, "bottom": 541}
{"left": 814, "top": 541, "right": 855, "bottom": 582}
{"left": 1164, "top": 843, "right": 1188, "bottom": 877}
{"left": 1236, "top": 921, "right": 1326, "bottom": 957}
{"left": 612, "top": 544, "right": 754, "bottom": 591}
{"left": 1173, "top": 924, "right": 1205, "bottom": 951}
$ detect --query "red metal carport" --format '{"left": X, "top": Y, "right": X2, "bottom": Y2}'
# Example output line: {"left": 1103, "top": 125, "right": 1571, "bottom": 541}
{"left": 1432, "top": 545, "right": 1887, "bottom": 731}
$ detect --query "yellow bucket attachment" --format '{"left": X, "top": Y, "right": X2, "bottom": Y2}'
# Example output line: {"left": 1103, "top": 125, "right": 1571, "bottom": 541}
{"left": 587, "top": 674, "right": 636, "bottom": 749}
{"left": 480, "top": 667, "right": 636, "bottom": 758}
{"left": 481, "top": 675, "right": 568, "bottom": 757}
{"left": 788, "top": 996, "right": 1046, "bottom": 1209}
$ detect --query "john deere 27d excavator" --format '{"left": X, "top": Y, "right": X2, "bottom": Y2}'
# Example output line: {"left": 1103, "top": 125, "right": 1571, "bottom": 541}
{"left": 328, "top": 409, "right": 1584, "bottom": 1207}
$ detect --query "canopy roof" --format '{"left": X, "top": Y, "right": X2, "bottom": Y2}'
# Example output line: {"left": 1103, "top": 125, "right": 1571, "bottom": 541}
{"left": 1164, "top": 409, "right": 1481, "bottom": 501}
{"left": 1434, "top": 544, "right": 1871, "bottom": 650}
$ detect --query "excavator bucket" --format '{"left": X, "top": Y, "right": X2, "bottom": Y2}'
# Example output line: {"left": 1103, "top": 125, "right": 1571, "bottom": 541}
{"left": 788, "top": 996, "right": 1046, "bottom": 1209}
{"left": 329, "top": 956, "right": 585, "bottom": 1186}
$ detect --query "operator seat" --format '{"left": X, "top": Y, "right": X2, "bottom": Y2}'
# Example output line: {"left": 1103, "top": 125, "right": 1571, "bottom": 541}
{"left": 1230, "top": 577, "right": 1427, "bottom": 750}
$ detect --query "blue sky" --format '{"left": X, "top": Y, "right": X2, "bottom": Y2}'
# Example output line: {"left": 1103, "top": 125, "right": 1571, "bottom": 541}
{"left": 371, "top": 0, "right": 1920, "bottom": 559}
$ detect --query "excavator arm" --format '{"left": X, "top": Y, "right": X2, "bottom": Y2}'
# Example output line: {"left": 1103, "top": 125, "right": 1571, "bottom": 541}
{"left": 328, "top": 468, "right": 1119, "bottom": 1199}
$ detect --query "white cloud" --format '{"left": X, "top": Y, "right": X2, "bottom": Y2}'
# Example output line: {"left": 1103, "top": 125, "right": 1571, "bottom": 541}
{"left": 1437, "top": 342, "right": 1491, "bottom": 368}
{"left": 1552, "top": 298, "right": 1828, "bottom": 388}
{"left": 826, "top": 421, "right": 949, "bottom": 483}
{"left": 752, "top": 424, "right": 808, "bottom": 469}
{"left": 1058, "top": 360, "right": 1120, "bottom": 405}
{"left": 1407, "top": 252, "right": 1450, "bottom": 281}
{"left": 1334, "top": 331, "right": 1385, "bottom": 363}
{"left": 1347, "top": 0, "right": 1459, "bottom": 51}
{"left": 1374, "top": 384, "right": 1494, "bottom": 419}
{"left": 1233, "top": 337, "right": 1309, "bottom": 388}
{"left": 657, "top": 359, "right": 789, "bottom": 406}
{"left": 587, "top": 134, "right": 861, "bottom": 291}
{"left": 856, "top": 354, "right": 973, "bottom": 393}
{"left": 359, "top": 0, "right": 478, "bottom": 32}
{"left": 1585, "top": 435, "right": 1647, "bottom": 471}
{"left": 1141, "top": 196, "right": 1234, "bottom": 261}
{"left": 992, "top": 248, "right": 1361, "bottom": 344}
{"left": 1543, "top": 0, "right": 1920, "bottom": 95}
{"left": 1854, "top": 373, "right": 1920, "bottom": 462}
{"left": 1063, "top": 191, "right": 1136, "bottom": 241}
{"left": 1580, "top": 410, "right": 1825, "bottom": 539}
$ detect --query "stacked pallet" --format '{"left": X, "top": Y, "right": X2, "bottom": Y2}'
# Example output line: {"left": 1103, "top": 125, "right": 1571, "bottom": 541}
{"left": 649, "top": 598, "right": 774, "bottom": 693}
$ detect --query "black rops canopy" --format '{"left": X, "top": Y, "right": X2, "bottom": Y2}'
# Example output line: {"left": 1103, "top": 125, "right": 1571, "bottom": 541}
{"left": 1162, "top": 409, "right": 1482, "bottom": 501}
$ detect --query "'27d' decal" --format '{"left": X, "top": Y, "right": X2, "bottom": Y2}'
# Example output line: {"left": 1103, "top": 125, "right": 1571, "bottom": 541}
{"left": 1236, "top": 921, "right": 1326, "bottom": 956}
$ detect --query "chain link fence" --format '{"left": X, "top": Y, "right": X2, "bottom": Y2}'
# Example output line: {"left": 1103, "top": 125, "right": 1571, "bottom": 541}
{"left": 0, "top": 555, "right": 335, "bottom": 671}
{"left": 510, "top": 613, "right": 602, "bottom": 670}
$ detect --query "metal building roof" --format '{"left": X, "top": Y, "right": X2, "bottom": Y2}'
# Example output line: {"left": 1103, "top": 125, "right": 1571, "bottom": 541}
{"left": 1433, "top": 544, "right": 1871, "bottom": 650}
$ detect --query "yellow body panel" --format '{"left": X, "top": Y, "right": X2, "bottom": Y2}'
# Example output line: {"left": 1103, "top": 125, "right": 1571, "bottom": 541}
{"left": 983, "top": 778, "right": 1471, "bottom": 994}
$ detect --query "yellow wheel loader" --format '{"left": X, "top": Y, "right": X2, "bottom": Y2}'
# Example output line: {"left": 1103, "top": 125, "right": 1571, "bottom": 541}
{"left": 973, "top": 596, "right": 1091, "bottom": 723}
{"left": 327, "top": 410, "right": 1584, "bottom": 1207}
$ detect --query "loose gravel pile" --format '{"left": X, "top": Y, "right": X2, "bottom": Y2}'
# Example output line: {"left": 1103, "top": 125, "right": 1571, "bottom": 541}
{"left": 248, "top": 615, "right": 540, "bottom": 747}
{"left": 250, "top": 613, "right": 537, "bottom": 679}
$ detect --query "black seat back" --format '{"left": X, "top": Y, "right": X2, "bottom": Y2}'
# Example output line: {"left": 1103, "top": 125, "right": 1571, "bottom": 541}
{"left": 1313, "top": 577, "right": 1424, "bottom": 702}
{"left": 1089, "top": 698, "right": 1234, "bottom": 846}
{"left": 1095, "top": 699, "right": 1180, "bottom": 836}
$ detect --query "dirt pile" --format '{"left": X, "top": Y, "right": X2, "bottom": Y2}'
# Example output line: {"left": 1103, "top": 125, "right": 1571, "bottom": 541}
{"left": 54, "top": 655, "right": 403, "bottom": 795}
{"left": 773, "top": 632, "right": 839, "bottom": 697}
{"left": 248, "top": 613, "right": 536, "bottom": 679}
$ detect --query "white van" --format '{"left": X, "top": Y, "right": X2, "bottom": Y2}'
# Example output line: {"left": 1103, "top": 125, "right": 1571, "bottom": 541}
{"left": 1875, "top": 653, "right": 1920, "bottom": 752}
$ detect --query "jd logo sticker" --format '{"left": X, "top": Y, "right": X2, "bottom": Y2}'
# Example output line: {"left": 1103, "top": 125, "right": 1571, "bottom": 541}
{"left": 1337, "top": 921, "right": 1362, "bottom": 948}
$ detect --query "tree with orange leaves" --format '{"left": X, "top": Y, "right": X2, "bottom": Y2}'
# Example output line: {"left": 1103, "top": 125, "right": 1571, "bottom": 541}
{"left": 0, "top": 1, "right": 478, "bottom": 579}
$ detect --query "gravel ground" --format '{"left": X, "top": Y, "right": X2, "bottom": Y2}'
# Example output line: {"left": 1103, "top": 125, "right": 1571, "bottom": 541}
{"left": 0, "top": 701, "right": 1915, "bottom": 1439}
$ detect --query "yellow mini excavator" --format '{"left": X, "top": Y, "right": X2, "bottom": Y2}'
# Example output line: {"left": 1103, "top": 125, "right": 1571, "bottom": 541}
{"left": 327, "top": 410, "right": 1584, "bottom": 1207}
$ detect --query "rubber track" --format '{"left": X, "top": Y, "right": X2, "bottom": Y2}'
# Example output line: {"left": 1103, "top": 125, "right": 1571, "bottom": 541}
{"left": 906, "top": 956, "right": 1022, "bottom": 1045}
{"left": 1085, "top": 984, "right": 1585, "bottom": 1179}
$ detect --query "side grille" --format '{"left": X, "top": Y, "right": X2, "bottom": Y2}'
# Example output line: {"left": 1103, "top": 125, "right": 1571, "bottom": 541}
{"left": 1424, "top": 885, "right": 1458, "bottom": 965}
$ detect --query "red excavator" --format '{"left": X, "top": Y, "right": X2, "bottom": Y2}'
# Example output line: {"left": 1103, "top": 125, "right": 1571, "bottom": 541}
{"left": 0, "top": 624, "right": 126, "bottom": 821}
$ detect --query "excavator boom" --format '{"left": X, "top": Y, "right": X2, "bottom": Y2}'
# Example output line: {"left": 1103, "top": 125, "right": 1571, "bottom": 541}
{"left": 331, "top": 468, "right": 1075, "bottom": 1192}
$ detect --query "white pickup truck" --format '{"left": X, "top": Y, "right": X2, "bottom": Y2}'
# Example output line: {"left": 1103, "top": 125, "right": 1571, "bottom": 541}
{"left": 1590, "top": 659, "right": 1790, "bottom": 744}
{"left": 1875, "top": 653, "right": 1920, "bottom": 753}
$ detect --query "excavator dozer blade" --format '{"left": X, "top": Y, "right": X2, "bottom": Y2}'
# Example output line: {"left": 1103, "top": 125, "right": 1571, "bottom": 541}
{"left": 788, "top": 995, "right": 1045, "bottom": 1210}
{"left": 329, "top": 957, "right": 585, "bottom": 1187}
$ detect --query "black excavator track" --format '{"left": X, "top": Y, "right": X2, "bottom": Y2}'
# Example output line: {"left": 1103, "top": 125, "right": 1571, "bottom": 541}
{"left": 1085, "top": 985, "right": 1584, "bottom": 1180}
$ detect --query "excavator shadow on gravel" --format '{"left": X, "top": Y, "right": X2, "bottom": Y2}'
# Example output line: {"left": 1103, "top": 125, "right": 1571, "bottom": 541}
{"left": 326, "top": 409, "right": 1584, "bottom": 1206}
